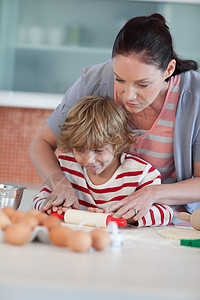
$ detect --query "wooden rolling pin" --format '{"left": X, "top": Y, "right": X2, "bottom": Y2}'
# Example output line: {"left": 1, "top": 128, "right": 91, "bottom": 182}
{"left": 177, "top": 209, "right": 200, "bottom": 231}
{"left": 51, "top": 210, "right": 126, "bottom": 228}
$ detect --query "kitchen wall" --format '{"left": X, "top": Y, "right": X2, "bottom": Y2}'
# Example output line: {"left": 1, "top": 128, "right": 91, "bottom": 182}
{"left": 0, "top": 0, "right": 200, "bottom": 187}
{"left": 0, "top": 106, "right": 53, "bottom": 187}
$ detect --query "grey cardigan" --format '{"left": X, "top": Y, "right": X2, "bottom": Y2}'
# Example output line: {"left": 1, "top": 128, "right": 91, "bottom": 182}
{"left": 47, "top": 60, "right": 200, "bottom": 213}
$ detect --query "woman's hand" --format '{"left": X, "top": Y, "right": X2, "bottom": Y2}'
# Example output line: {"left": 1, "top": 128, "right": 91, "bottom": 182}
{"left": 42, "top": 175, "right": 79, "bottom": 214}
{"left": 105, "top": 185, "right": 160, "bottom": 221}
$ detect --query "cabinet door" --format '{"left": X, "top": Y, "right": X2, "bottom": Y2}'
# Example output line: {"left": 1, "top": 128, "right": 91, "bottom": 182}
{"left": 0, "top": 0, "right": 19, "bottom": 90}
{"left": 0, "top": 0, "right": 199, "bottom": 95}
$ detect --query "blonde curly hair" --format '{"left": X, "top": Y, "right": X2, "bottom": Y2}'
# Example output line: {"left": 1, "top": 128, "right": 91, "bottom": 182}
{"left": 58, "top": 95, "right": 136, "bottom": 156}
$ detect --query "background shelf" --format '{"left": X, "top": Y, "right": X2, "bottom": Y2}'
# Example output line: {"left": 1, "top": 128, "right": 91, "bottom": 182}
{"left": 0, "top": 0, "right": 200, "bottom": 97}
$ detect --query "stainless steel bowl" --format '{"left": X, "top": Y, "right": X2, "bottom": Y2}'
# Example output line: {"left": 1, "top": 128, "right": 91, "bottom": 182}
{"left": 0, "top": 184, "right": 26, "bottom": 210}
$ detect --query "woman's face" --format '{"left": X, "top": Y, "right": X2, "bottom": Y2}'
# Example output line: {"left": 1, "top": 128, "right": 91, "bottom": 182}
{"left": 112, "top": 54, "right": 171, "bottom": 114}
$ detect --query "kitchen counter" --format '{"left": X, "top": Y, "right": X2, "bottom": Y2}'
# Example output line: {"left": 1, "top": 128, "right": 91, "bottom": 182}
{"left": 0, "top": 90, "right": 62, "bottom": 109}
{"left": 0, "top": 224, "right": 200, "bottom": 300}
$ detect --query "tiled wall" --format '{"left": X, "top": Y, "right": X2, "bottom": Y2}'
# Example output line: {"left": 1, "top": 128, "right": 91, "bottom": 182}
{"left": 0, "top": 106, "right": 54, "bottom": 188}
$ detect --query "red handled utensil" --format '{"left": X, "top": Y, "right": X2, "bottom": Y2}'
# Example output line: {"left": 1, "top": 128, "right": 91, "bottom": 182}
{"left": 51, "top": 211, "right": 126, "bottom": 227}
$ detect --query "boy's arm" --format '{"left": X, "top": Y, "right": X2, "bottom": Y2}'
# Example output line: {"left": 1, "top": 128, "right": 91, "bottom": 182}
{"left": 130, "top": 167, "right": 173, "bottom": 227}
{"left": 137, "top": 204, "right": 173, "bottom": 227}
{"left": 29, "top": 124, "right": 78, "bottom": 212}
{"left": 105, "top": 165, "right": 163, "bottom": 221}
{"left": 32, "top": 185, "right": 52, "bottom": 211}
{"left": 136, "top": 166, "right": 161, "bottom": 190}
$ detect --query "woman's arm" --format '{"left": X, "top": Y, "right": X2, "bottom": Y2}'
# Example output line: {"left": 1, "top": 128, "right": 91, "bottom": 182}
{"left": 29, "top": 123, "right": 60, "bottom": 182}
{"left": 105, "top": 162, "right": 200, "bottom": 221}
{"left": 29, "top": 123, "right": 78, "bottom": 213}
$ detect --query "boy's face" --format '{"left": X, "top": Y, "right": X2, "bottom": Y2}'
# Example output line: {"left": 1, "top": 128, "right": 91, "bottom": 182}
{"left": 73, "top": 145, "right": 119, "bottom": 176}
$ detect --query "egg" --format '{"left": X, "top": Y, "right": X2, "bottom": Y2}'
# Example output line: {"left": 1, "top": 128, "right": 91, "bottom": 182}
{"left": 2, "top": 206, "right": 15, "bottom": 218}
{"left": 90, "top": 228, "right": 110, "bottom": 251}
{"left": 42, "top": 215, "right": 61, "bottom": 231}
{"left": 0, "top": 211, "right": 12, "bottom": 231}
{"left": 10, "top": 210, "right": 26, "bottom": 223}
{"left": 49, "top": 226, "right": 73, "bottom": 247}
{"left": 25, "top": 209, "right": 41, "bottom": 216}
{"left": 5, "top": 223, "right": 31, "bottom": 245}
{"left": 69, "top": 230, "right": 92, "bottom": 252}
{"left": 19, "top": 215, "right": 39, "bottom": 230}
{"left": 36, "top": 212, "right": 49, "bottom": 225}
{"left": 190, "top": 209, "right": 200, "bottom": 231}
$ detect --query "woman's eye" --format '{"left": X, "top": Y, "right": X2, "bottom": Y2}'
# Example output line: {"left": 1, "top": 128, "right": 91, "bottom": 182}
{"left": 115, "top": 78, "right": 124, "bottom": 83}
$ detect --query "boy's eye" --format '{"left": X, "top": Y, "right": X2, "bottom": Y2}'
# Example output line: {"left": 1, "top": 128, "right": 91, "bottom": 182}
{"left": 95, "top": 149, "right": 104, "bottom": 153}
{"left": 138, "top": 83, "right": 149, "bottom": 88}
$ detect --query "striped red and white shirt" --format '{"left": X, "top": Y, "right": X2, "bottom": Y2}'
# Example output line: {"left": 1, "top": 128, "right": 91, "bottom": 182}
{"left": 32, "top": 152, "right": 173, "bottom": 227}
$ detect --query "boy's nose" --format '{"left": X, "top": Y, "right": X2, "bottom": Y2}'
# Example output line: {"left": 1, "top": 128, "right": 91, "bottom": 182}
{"left": 85, "top": 151, "right": 95, "bottom": 164}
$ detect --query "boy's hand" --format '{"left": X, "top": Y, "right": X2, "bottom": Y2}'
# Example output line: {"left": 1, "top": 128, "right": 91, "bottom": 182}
{"left": 52, "top": 201, "right": 80, "bottom": 214}
{"left": 41, "top": 198, "right": 54, "bottom": 215}
{"left": 88, "top": 207, "right": 105, "bottom": 213}
{"left": 42, "top": 175, "right": 79, "bottom": 213}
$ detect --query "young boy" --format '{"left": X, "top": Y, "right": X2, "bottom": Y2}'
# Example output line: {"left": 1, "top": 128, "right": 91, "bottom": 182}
{"left": 32, "top": 96, "right": 173, "bottom": 227}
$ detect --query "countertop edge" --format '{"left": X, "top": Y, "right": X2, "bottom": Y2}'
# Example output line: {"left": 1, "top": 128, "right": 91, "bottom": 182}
{"left": 0, "top": 90, "right": 63, "bottom": 109}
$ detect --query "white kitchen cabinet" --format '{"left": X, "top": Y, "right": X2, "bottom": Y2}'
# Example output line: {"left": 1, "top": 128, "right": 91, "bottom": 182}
{"left": 0, "top": 0, "right": 200, "bottom": 96}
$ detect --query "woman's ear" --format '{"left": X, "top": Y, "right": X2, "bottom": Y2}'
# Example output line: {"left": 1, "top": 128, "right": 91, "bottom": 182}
{"left": 165, "top": 59, "right": 176, "bottom": 79}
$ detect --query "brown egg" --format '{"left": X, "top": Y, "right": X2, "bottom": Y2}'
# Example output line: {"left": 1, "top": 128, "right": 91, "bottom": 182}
{"left": 0, "top": 211, "right": 12, "bottom": 231}
{"left": 10, "top": 210, "right": 26, "bottom": 223}
{"left": 69, "top": 230, "right": 92, "bottom": 252}
{"left": 90, "top": 228, "right": 110, "bottom": 251}
{"left": 2, "top": 207, "right": 15, "bottom": 218}
{"left": 190, "top": 209, "right": 200, "bottom": 231}
{"left": 19, "top": 215, "right": 39, "bottom": 230}
{"left": 42, "top": 215, "right": 61, "bottom": 231}
{"left": 25, "top": 209, "right": 41, "bottom": 216}
{"left": 5, "top": 223, "right": 31, "bottom": 245}
{"left": 36, "top": 212, "right": 49, "bottom": 225}
{"left": 49, "top": 226, "right": 73, "bottom": 247}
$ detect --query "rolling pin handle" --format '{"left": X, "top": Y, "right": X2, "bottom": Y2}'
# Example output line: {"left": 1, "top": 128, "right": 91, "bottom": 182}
{"left": 51, "top": 211, "right": 65, "bottom": 219}
{"left": 106, "top": 215, "right": 127, "bottom": 227}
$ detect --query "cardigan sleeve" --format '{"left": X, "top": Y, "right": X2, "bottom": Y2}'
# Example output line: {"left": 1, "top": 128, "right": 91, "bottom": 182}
{"left": 174, "top": 70, "right": 200, "bottom": 181}
{"left": 174, "top": 71, "right": 200, "bottom": 214}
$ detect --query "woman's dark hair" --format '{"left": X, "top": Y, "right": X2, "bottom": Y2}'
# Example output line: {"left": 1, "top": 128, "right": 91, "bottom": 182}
{"left": 112, "top": 13, "right": 198, "bottom": 78}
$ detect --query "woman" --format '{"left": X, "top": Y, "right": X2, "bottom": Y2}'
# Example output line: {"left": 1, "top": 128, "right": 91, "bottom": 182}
{"left": 30, "top": 13, "right": 200, "bottom": 221}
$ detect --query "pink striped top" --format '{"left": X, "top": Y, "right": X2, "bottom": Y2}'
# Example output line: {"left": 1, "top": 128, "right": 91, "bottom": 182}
{"left": 114, "top": 75, "right": 180, "bottom": 183}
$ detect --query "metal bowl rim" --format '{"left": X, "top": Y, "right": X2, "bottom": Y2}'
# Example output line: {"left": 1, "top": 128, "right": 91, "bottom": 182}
{"left": 0, "top": 184, "right": 26, "bottom": 190}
